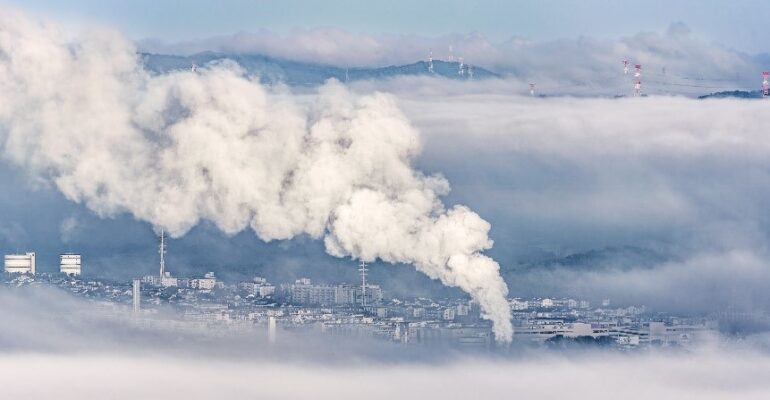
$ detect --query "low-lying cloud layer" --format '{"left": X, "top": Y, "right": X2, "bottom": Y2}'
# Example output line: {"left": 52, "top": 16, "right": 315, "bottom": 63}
{"left": 385, "top": 89, "right": 770, "bottom": 310}
{"left": 141, "top": 23, "right": 763, "bottom": 94}
{"left": 2, "top": 9, "right": 770, "bottom": 399}
{"left": 3, "top": 348, "right": 770, "bottom": 400}
{"left": 3, "top": 281, "right": 770, "bottom": 399}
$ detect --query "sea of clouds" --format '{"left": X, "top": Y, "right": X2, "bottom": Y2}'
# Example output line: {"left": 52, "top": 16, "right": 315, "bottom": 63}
{"left": 2, "top": 8, "right": 770, "bottom": 397}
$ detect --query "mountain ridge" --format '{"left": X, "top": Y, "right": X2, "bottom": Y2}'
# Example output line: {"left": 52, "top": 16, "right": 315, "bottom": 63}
{"left": 140, "top": 51, "right": 500, "bottom": 86}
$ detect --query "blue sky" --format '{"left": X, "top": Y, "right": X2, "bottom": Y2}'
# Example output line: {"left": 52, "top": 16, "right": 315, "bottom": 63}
{"left": 3, "top": 0, "right": 768, "bottom": 53}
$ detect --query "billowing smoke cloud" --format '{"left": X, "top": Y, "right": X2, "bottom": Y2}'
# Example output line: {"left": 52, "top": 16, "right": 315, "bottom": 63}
{"left": 0, "top": 10, "right": 512, "bottom": 340}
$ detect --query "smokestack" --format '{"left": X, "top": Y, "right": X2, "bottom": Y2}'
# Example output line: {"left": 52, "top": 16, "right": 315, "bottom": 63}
{"left": 359, "top": 260, "right": 368, "bottom": 308}
{"left": 267, "top": 316, "right": 277, "bottom": 344}
{"left": 132, "top": 279, "right": 141, "bottom": 314}
{"left": 634, "top": 64, "right": 642, "bottom": 96}
{"left": 0, "top": 11, "right": 514, "bottom": 342}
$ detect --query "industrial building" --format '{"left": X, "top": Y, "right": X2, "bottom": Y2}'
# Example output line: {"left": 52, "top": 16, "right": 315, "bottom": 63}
{"left": 59, "top": 253, "right": 81, "bottom": 276}
{"left": 190, "top": 272, "right": 217, "bottom": 290}
{"left": 160, "top": 271, "right": 178, "bottom": 287}
{"left": 238, "top": 277, "right": 276, "bottom": 297}
{"left": 4, "top": 252, "right": 35, "bottom": 274}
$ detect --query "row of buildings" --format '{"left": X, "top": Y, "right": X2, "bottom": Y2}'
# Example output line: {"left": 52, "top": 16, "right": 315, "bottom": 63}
{"left": 284, "top": 278, "right": 382, "bottom": 306}
{"left": 137, "top": 274, "right": 380, "bottom": 307}
{"left": 509, "top": 297, "right": 602, "bottom": 311}
{"left": 141, "top": 271, "right": 229, "bottom": 290}
{"left": 4, "top": 252, "right": 81, "bottom": 276}
{"left": 510, "top": 314, "right": 715, "bottom": 348}
{"left": 3, "top": 269, "right": 721, "bottom": 350}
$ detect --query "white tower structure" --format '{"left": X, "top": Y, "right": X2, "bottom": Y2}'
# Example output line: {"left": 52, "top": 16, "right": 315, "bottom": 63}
{"left": 159, "top": 229, "right": 166, "bottom": 280}
{"left": 132, "top": 279, "right": 141, "bottom": 313}
{"left": 267, "top": 315, "right": 277, "bottom": 344}
{"left": 529, "top": 83, "right": 536, "bottom": 96}
{"left": 458, "top": 57, "right": 464, "bottom": 76}
{"left": 634, "top": 64, "right": 642, "bottom": 96}
{"left": 358, "top": 260, "right": 368, "bottom": 307}
{"left": 428, "top": 50, "right": 434, "bottom": 73}
{"left": 448, "top": 45, "right": 454, "bottom": 61}
{"left": 623, "top": 59, "right": 629, "bottom": 75}
{"left": 763, "top": 71, "right": 769, "bottom": 98}
{"left": 60, "top": 253, "right": 81, "bottom": 276}
{"left": 4, "top": 252, "right": 35, "bottom": 274}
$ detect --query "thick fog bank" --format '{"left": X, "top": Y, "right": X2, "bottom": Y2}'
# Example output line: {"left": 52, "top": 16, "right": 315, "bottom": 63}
{"left": 3, "top": 349, "right": 770, "bottom": 400}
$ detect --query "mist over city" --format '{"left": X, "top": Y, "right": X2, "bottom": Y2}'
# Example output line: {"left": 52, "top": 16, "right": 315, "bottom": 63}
{"left": 1, "top": 1, "right": 770, "bottom": 398}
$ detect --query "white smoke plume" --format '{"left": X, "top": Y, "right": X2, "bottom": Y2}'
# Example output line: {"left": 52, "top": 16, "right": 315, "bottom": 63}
{"left": 0, "top": 10, "right": 513, "bottom": 341}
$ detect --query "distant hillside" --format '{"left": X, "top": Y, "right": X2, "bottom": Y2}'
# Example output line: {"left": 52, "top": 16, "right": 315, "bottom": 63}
{"left": 140, "top": 52, "right": 499, "bottom": 86}
{"left": 698, "top": 90, "right": 764, "bottom": 99}
{"left": 511, "top": 246, "right": 669, "bottom": 274}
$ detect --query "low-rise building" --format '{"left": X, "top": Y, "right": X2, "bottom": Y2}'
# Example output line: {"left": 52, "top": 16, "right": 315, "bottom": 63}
{"left": 190, "top": 272, "right": 217, "bottom": 290}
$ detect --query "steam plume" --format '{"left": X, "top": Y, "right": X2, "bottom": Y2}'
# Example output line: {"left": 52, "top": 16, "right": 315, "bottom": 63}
{"left": 0, "top": 10, "right": 513, "bottom": 341}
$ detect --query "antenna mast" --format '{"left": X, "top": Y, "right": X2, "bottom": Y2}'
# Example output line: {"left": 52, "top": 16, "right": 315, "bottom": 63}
{"left": 763, "top": 71, "right": 769, "bottom": 98}
{"left": 428, "top": 50, "right": 434, "bottom": 74}
{"left": 159, "top": 229, "right": 166, "bottom": 279}
{"left": 358, "top": 260, "right": 368, "bottom": 307}
{"left": 623, "top": 59, "right": 629, "bottom": 75}
{"left": 529, "top": 82, "right": 536, "bottom": 96}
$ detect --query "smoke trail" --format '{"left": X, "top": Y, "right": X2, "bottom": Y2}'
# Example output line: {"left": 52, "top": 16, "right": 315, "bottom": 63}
{"left": 0, "top": 10, "right": 513, "bottom": 341}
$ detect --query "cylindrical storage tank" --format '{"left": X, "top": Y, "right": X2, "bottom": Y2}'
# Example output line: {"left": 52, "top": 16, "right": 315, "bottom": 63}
{"left": 60, "top": 253, "right": 81, "bottom": 276}
{"left": 4, "top": 253, "right": 35, "bottom": 274}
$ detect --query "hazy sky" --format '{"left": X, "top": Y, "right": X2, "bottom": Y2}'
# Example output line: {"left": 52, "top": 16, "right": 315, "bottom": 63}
{"left": 3, "top": 0, "right": 767, "bottom": 53}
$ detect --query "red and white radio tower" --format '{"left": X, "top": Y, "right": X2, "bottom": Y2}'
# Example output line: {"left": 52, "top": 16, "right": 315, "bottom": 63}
{"left": 634, "top": 64, "right": 642, "bottom": 96}
{"left": 623, "top": 59, "right": 629, "bottom": 75}
{"left": 763, "top": 71, "right": 769, "bottom": 98}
